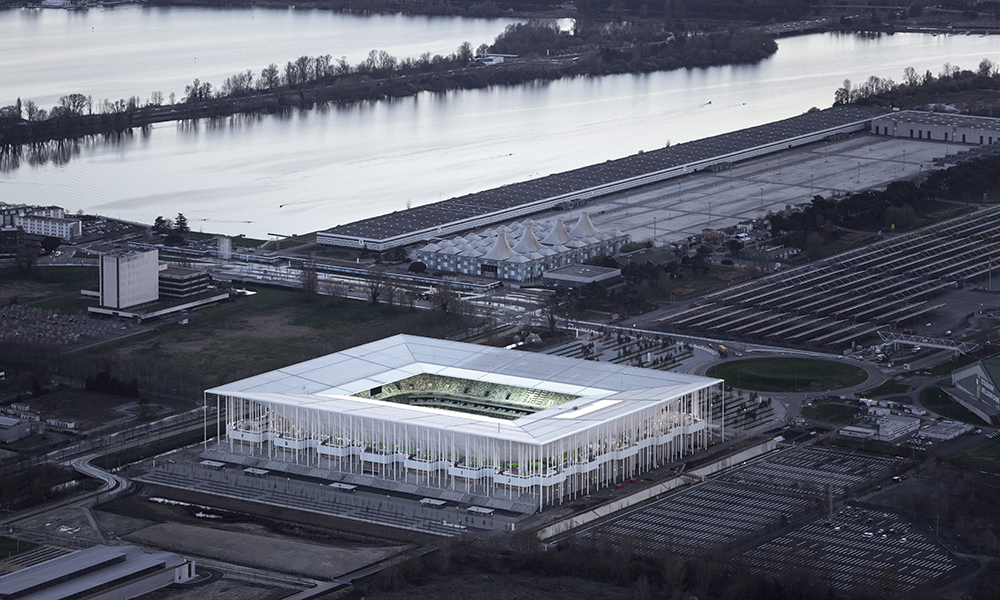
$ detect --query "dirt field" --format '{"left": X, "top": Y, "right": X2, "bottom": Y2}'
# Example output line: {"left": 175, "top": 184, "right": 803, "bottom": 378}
{"left": 348, "top": 572, "right": 631, "bottom": 600}
{"left": 21, "top": 388, "right": 188, "bottom": 430}
{"left": 124, "top": 522, "right": 409, "bottom": 579}
{"left": 141, "top": 579, "right": 291, "bottom": 600}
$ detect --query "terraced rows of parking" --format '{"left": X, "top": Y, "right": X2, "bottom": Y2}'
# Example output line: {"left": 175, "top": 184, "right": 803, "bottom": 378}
{"left": 570, "top": 446, "right": 957, "bottom": 593}
{"left": 716, "top": 446, "right": 899, "bottom": 497}
{"left": 742, "top": 506, "right": 960, "bottom": 592}
{"left": 574, "top": 482, "right": 811, "bottom": 556}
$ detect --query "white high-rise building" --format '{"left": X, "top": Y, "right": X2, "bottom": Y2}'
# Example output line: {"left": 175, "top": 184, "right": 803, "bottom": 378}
{"left": 100, "top": 249, "right": 159, "bottom": 309}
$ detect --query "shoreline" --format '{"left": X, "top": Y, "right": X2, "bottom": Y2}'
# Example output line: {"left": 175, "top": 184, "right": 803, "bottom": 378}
{"left": 1, "top": 28, "right": 779, "bottom": 147}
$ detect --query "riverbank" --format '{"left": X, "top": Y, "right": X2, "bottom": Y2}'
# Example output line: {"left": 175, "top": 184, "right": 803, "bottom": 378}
{"left": 0, "top": 28, "right": 777, "bottom": 147}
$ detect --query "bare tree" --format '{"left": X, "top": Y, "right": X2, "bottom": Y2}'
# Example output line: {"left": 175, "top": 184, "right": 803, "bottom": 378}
{"left": 259, "top": 64, "right": 281, "bottom": 90}
{"left": 366, "top": 265, "right": 386, "bottom": 305}
{"left": 314, "top": 54, "right": 332, "bottom": 80}
{"left": 431, "top": 282, "right": 462, "bottom": 317}
{"left": 300, "top": 264, "right": 318, "bottom": 298}
{"left": 383, "top": 277, "right": 398, "bottom": 309}
{"left": 320, "top": 279, "right": 345, "bottom": 307}
{"left": 13, "top": 245, "right": 37, "bottom": 273}
{"left": 294, "top": 55, "right": 314, "bottom": 83}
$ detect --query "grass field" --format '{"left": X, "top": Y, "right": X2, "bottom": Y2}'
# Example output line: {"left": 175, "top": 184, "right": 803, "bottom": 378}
{"left": 928, "top": 355, "right": 978, "bottom": 377}
{"left": 863, "top": 380, "right": 911, "bottom": 397}
{"left": 706, "top": 358, "right": 869, "bottom": 392}
{"left": 1, "top": 266, "right": 98, "bottom": 305}
{"left": 97, "top": 425, "right": 213, "bottom": 470}
{"left": 950, "top": 437, "right": 1000, "bottom": 474}
{"left": 919, "top": 387, "right": 988, "bottom": 426}
{"left": 79, "top": 287, "right": 471, "bottom": 393}
{"left": 800, "top": 400, "right": 859, "bottom": 424}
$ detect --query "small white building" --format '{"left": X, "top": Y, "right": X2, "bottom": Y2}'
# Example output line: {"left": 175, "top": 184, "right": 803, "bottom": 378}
{"left": 100, "top": 249, "right": 159, "bottom": 309}
{"left": 876, "top": 415, "right": 920, "bottom": 441}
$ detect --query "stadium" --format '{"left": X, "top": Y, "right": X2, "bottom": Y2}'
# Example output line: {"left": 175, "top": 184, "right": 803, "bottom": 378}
{"left": 206, "top": 335, "right": 722, "bottom": 509}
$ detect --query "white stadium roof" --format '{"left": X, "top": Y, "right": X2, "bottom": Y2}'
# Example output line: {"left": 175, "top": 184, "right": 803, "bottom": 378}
{"left": 208, "top": 335, "right": 719, "bottom": 445}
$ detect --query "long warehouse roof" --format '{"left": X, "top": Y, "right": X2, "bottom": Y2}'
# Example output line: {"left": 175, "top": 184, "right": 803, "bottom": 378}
{"left": 321, "top": 105, "right": 890, "bottom": 242}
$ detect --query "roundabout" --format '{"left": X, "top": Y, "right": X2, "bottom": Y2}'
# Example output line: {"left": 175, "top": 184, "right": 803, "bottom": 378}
{"left": 706, "top": 357, "right": 870, "bottom": 393}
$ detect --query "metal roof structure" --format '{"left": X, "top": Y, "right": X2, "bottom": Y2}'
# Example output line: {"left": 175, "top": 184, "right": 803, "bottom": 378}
{"left": 319, "top": 106, "right": 890, "bottom": 250}
{"left": 209, "top": 335, "right": 718, "bottom": 446}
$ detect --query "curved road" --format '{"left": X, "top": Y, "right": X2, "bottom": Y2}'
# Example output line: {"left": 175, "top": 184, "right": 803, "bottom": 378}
{"left": 69, "top": 453, "right": 131, "bottom": 497}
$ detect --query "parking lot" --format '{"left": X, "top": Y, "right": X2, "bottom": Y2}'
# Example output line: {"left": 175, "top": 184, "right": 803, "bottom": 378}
{"left": 717, "top": 446, "right": 899, "bottom": 497}
{"left": 742, "top": 506, "right": 961, "bottom": 593}
{"left": 568, "top": 446, "right": 960, "bottom": 593}
{"left": 575, "top": 480, "right": 812, "bottom": 556}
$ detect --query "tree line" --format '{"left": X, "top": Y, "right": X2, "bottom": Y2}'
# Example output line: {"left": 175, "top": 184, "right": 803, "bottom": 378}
{"left": 767, "top": 153, "right": 1000, "bottom": 252}
{"left": 0, "top": 23, "right": 777, "bottom": 148}
{"left": 834, "top": 58, "right": 1000, "bottom": 113}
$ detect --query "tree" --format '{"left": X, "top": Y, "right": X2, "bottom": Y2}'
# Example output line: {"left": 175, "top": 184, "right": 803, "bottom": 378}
{"left": 431, "top": 282, "right": 461, "bottom": 317}
{"left": 366, "top": 265, "right": 386, "bottom": 304}
{"left": 14, "top": 245, "right": 37, "bottom": 273}
{"left": 300, "top": 264, "right": 318, "bottom": 298}
{"left": 58, "top": 93, "right": 91, "bottom": 116}
{"left": 174, "top": 213, "right": 189, "bottom": 233}
{"left": 40, "top": 237, "right": 61, "bottom": 254}
{"left": 320, "top": 279, "right": 346, "bottom": 307}
{"left": 23, "top": 100, "right": 46, "bottom": 121}
{"left": 259, "top": 63, "right": 281, "bottom": 90}
{"left": 456, "top": 41, "right": 474, "bottom": 63}
{"left": 152, "top": 216, "right": 171, "bottom": 233}
{"left": 833, "top": 79, "right": 852, "bottom": 105}
{"left": 184, "top": 79, "right": 212, "bottom": 102}
{"left": 978, "top": 58, "right": 997, "bottom": 78}
{"left": 295, "top": 55, "right": 314, "bottom": 83}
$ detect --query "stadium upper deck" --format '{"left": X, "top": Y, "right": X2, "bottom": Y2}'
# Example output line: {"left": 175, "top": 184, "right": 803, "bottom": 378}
{"left": 318, "top": 106, "right": 890, "bottom": 251}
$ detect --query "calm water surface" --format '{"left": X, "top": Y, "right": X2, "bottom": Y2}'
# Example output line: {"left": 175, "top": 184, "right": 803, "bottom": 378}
{"left": 1, "top": 14, "right": 998, "bottom": 238}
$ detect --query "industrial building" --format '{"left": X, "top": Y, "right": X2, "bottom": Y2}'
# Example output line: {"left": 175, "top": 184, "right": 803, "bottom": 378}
{"left": 99, "top": 249, "right": 159, "bottom": 309}
{"left": 318, "top": 106, "right": 889, "bottom": 250}
{"left": 158, "top": 266, "right": 212, "bottom": 299}
{"left": 0, "top": 226, "right": 23, "bottom": 257}
{"left": 543, "top": 264, "right": 622, "bottom": 288}
{"left": 0, "top": 545, "right": 195, "bottom": 600}
{"left": 951, "top": 355, "right": 1000, "bottom": 425}
{"left": 0, "top": 415, "right": 39, "bottom": 443}
{"left": 412, "top": 214, "right": 627, "bottom": 282}
{"left": 871, "top": 111, "right": 1000, "bottom": 145}
{"left": 207, "top": 335, "right": 721, "bottom": 509}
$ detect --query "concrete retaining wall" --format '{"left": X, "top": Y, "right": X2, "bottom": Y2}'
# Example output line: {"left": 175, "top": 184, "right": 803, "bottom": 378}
{"left": 688, "top": 438, "right": 780, "bottom": 478}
